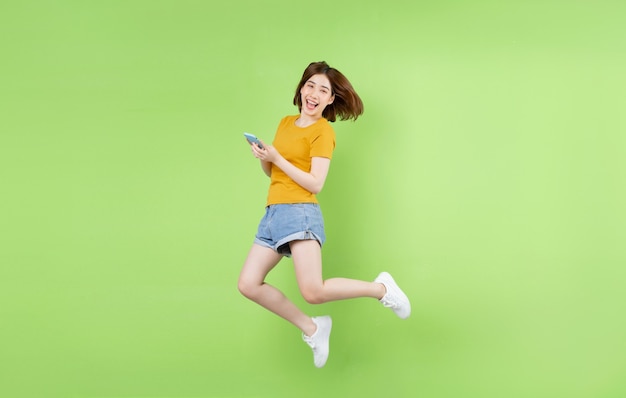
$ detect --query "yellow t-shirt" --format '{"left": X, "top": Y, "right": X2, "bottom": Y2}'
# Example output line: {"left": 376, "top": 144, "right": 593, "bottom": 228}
{"left": 266, "top": 115, "right": 336, "bottom": 205}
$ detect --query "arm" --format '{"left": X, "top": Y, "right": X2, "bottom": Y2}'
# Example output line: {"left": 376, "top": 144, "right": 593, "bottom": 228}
{"left": 251, "top": 141, "right": 331, "bottom": 194}
{"left": 246, "top": 140, "right": 272, "bottom": 177}
{"left": 273, "top": 155, "right": 330, "bottom": 195}
{"left": 260, "top": 159, "right": 272, "bottom": 177}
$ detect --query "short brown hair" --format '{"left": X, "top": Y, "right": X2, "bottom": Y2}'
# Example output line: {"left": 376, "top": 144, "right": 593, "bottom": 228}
{"left": 293, "top": 61, "right": 364, "bottom": 122}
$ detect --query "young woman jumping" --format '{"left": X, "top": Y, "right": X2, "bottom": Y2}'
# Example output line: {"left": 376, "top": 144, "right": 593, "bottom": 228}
{"left": 238, "top": 61, "right": 410, "bottom": 368}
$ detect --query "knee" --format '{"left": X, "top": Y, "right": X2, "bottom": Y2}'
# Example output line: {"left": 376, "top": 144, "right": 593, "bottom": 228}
{"left": 301, "top": 287, "right": 326, "bottom": 305}
{"left": 237, "top": 278, "right": 258, "bottom": 300}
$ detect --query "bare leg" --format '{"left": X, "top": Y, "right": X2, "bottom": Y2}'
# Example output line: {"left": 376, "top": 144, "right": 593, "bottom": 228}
{"left": 290, "top": 240, "right": 386, "bottom": 304}
{"left": 238, "top": 244, "right": 317, "bottom": 336}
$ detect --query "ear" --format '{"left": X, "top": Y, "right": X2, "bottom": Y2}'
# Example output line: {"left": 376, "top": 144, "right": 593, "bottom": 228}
{"left": 329, "top": 93, "right": 335, "bottom": 105}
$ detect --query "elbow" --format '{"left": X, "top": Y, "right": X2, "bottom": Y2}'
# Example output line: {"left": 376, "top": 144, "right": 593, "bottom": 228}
{"left": 309, "top": 175, "right": 327, "bottom": 195}
{"left": 309, "top": 183, "right": 324, "bottom": 195}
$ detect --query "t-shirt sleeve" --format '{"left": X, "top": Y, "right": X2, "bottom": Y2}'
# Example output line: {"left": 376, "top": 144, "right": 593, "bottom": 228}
{"left": 310, "top": 126, "right": 336, "bottom": 159}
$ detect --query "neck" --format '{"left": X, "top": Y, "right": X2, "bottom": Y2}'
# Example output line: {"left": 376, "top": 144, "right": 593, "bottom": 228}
{"left": 296, "top": 113, "right": 322, "bottom": 128}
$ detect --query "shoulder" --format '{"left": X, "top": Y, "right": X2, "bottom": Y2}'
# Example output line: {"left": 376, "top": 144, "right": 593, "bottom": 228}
{"left": 309, "top": 119, "right": 336, "bottom": 148}
{"left": 277, "top": 115, "right": 299, "bottom": 129}
{"left": 315, "top": 118, "right": 336, "bottom": 137}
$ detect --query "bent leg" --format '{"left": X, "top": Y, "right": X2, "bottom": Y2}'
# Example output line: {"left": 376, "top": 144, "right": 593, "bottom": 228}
{"left": 290, "top": 240, "right": 386, "bottom": 304}
{"left": 238, "top": 243, "right": 317, "bottom": 336}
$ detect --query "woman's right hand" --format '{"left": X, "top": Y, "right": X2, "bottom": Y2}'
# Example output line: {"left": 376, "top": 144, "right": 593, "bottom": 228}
{"left": 251, "top": 139, "right": 280, "bottom": 163}
{"left": 250, "top": 140, "right": 274, "bottom": 177}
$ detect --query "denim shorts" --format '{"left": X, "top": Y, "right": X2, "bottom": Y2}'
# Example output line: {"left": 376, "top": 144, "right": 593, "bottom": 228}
{"left": 254, "top": 203, "right": 326, "bottom": 257}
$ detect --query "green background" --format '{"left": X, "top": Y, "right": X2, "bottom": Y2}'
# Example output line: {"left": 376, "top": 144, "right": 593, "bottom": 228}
{"left": 1, "top": 1, "right": 625, "bottom": 397}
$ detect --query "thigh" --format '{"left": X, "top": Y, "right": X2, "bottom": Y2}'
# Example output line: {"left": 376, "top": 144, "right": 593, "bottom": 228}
{"left": 239, "top": 243, "right": 283, "bottom": 285}
{"left": 290, "top": 240, "right": 323, "bottom": 291}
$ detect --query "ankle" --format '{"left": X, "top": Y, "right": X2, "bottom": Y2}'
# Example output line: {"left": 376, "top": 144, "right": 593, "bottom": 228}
{"left": 376, "top": 282, "right": 386, "bottom": 300}
{"left": 303, "top": 318, "right": 317, "bottom": 337}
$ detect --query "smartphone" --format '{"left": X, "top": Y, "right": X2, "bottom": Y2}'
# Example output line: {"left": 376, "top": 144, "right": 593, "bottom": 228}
{"left": 244, "top": 132, "right": 264, "bottom": 149}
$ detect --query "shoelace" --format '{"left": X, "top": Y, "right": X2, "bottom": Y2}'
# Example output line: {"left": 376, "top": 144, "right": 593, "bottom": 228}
{"left": 303, "top": 335, "right": 316, "bottom": 349}
{"left": 380, "top": 296, "right": 398, "bottom": 309}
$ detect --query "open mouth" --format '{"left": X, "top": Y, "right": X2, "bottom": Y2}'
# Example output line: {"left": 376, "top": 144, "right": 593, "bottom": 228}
{"left": 305, "top": 99, "right": 318, "bottom": 110}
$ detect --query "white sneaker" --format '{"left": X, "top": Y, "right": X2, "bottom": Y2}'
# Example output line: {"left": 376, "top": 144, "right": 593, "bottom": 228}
{"left": 302, "top": 316, "right": 332, "bottom": 368}
{"left": 375, "top": 272, "right": 411, "bottom": 319}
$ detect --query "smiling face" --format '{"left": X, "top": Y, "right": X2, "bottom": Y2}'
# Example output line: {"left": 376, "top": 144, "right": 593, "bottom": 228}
{"left": 299, "top": 73, "right": 335, "bottom": 120}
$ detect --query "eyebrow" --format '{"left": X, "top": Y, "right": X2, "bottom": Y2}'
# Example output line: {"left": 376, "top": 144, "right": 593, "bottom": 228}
{"left": 307, "top": 79, "right": 331, "bottom": 91}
